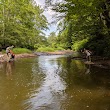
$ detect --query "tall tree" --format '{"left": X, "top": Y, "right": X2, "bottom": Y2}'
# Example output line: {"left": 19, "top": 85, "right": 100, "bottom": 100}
{"left": 0, "top": 0, "right": 48, "bottom": 49}
{"left": 45, "top": 0, "right": 110, "bottom": 55}
{"left": 47, "top": 32, "right": 57, "bottom": 47}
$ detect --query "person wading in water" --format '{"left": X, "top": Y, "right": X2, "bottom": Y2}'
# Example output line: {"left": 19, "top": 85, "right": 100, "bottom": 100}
{"left": 6, "top": 45, "right": 15, "bottom": 61}
{"left": 83, "top": 48, "right": 92, "bottom": 62}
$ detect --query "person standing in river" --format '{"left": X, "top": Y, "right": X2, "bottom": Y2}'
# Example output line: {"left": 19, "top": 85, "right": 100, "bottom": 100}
{"left": 83, "top": 48, "right": 92, "bottom": 62}
{"left": 6, "top": 45, "right": 14, "bottom": 57}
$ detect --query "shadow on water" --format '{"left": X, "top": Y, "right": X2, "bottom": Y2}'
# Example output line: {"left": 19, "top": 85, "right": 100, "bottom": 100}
{"left": 0, "top": 55, "right": 110, "bottom": 110}
{"left": 58, "top": 57, "right": 110, "bottom": 110}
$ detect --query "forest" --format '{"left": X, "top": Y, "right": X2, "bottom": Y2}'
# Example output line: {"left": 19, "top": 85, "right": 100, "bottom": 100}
{"left": 0, "top": 0, "right": 48, "bottom": 50}
{"left": 0, "top": 0, "right": 110, "bottom": 56}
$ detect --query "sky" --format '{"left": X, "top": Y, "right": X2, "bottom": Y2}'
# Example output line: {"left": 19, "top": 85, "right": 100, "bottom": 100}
{"left": 34, "top": 0, "right": 57, "bottom": 36}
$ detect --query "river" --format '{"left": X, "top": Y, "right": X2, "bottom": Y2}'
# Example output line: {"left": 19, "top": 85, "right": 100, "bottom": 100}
{"left": 0, "top": 55, "right": 110, "bottom": 110}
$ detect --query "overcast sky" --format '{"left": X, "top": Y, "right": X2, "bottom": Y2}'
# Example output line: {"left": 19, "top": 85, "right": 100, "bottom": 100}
{"left": 34, "top": 0, "right": 57, "bottom": 36}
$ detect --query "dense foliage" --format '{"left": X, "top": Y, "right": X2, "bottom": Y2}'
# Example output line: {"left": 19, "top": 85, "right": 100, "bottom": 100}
{"left": 37, "top": 32, "right": 64, "bottom": 52}
{"left": 0, "top": 0, "right": 48, "bottom": 50}
{"left": 1, "top": 0, "right": 110, "bottom": 56}
{"left": 45, "top": 0, "right": 110, "bottom": 56}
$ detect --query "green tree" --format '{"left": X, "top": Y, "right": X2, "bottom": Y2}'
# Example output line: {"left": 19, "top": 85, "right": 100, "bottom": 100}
{"left": 0, "top": 0, "right": 48, "bottom": 49}
{"left": 45, "top": 0, "right": 110, "bottom": 56}
{"left": 47, "top": 32, "right": 57, "bottom": 47}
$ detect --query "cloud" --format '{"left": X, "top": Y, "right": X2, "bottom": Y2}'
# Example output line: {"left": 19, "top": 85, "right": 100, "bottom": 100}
{"left": 35, "top": 0, "right": 55, "bottom": 22}
{"left": 34, "top": 0, "right": 59, "bottom": 36}
{"left": 34, "top": 0, "right": 45, "bottom": 7}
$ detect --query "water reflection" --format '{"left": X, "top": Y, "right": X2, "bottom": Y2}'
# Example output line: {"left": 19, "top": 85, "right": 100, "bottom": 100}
{"left": 5, "top": 62, "right": 14, "bottom": 79}
{"left": 23, "top": 57, "right": 110, "bottom": 110}
{"left": 0, "top": 62, "right": 3, "bottom": 69}
{"left": 0, "top": 55, "right": 110, "bottom": 110}
{"left": 24, "top": 56, "right": 66, "bottom": 110}
{"left": 85, "top": 64, "right": 91, "bottom": 75}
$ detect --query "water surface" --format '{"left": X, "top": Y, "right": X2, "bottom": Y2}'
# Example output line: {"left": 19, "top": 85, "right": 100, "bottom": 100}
{"left": 0, "top": 55, "right": 110, "bottom": 110}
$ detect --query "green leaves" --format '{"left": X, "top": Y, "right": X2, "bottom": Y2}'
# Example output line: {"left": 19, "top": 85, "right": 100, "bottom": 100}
{"left": 0, "top": 0, "right": 48, "bottom": 49}
{"left": 45, "top": 0, "right": 110, "bottom": 55}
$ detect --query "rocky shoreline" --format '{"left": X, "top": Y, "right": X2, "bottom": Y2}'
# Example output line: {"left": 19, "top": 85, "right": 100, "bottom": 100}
{"left": 34, "top": 50, "right": 73, "bottom": 56}
{"left": 0, "top": 50, "right": 74, "bottom": 63}
{"left": 0, "top": 53, "right": 36, "bottom": 63}
{"left": 1, "top": 51, "right": 110, "bottom": 69}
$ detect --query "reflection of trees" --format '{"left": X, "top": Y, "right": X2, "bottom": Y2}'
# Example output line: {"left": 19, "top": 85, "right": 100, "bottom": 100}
{"left": 59, "top": 57, "right": 110, "bottom": 110}
{"left": 60, "top": 57, "right": 88, "bottom": 87}
{"left": 90, "top": 66, "right": 110, "bottom": 87}
{"left": 24, "top": 56, "right": 67, "bottom": 110}
{"left": 31, "top": 56, "right": 110, "bottom": 110}
{"left": 60, "top": 56, "right": 110, "bottom": 89}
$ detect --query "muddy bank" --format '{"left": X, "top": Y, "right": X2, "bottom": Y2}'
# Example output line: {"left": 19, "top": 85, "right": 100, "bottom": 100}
{"left": 15, "top": 53, "right": 36, "bottom": 59}
{"left": 1, "top": 51, "right": 110, "bottom": 69}
{"left": 34, "top": 50, "right": 73, "bottom": 56}
{"left": 92, "top": 59, "right": 110, "bottom": 69}
{"left": 0, "top": 53, "right": 36, "bottom": 63}
{"left": 0, "top": 50, "right": 73, "bottom": 63}
{"left": 71, "top": 55, "right": 110, "bottom": 69}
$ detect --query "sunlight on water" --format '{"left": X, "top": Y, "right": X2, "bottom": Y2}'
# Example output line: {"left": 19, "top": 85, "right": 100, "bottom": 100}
{"left": 0, "top": 55, "right": 110, "bottom": 110}
{"left": 24, "top": 56, "right": 67, "bottom": 110}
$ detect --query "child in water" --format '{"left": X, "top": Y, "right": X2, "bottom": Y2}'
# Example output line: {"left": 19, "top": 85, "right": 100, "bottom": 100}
{"left": 9, "top": 50, "right": 15, "bottom": 59}
{"left": 6, "top": 45, "right": 14, "bottom": 57}
{"left": 83, "top": 48, "right": 92, "bottom": 62}
{"left": 6, "top": 45, "right": 15, "bottom": 61}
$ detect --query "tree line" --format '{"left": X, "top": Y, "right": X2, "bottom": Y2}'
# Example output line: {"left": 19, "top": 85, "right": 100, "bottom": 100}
{"left": 45, "top": 0, "right": 110, "bottom": 56}
{"left": 1, "top": 0, "right": 110, "bottom": 56}
{"left": 0, "top": 0, "right": 48, "bottom": 50}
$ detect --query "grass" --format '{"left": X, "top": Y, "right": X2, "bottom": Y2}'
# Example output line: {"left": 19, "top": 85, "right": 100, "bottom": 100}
{"left": 1, "top": 47, "right": 65, "bottom": 54}
{"left": 2, "top": 48, "right": 32, "bottom": 54}
{"left": 37, "top": 46, "right": 65, "bottom": 52}
{"left": 13, "top": 48, "right": 32, "bottom": 54}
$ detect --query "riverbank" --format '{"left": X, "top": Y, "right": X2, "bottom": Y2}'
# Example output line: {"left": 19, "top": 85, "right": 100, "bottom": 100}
{"left": 34, "top": 50, "right": 73, "bottom": 56}
{"left": 1, "top": 51, "right": 110, "bottom": 69}
{"left": 71, "top": 54, "right": 110, "bottom": 69}
{"left": 0, "top": 50, "right": 74, "bottom": 63}
{"left": 0, "top": 53, "right": 36, "bottom": 63}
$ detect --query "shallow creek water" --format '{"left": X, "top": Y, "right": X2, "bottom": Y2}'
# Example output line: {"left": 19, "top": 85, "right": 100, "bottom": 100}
{"left": 0, "top": 55, "right": 110, "bottom": 110}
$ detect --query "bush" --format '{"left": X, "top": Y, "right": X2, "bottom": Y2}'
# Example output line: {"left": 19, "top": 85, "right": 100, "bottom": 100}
{"left": 37, "top": 47, "right": 55, "bottom": 52}
{"left": 12, "top": 48, "right": 32, "bottom": 54}
{"left": 37, "top": 46, "right": 65, "bottom": 52}
{"left": 71, "top": 39, "right": 88, "bottom": 51}
{"left": 55, "top": 47, "right": 65, "bottom": 51}
{"left": 84, "top": 35, "right": 109, "bottom": 56}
